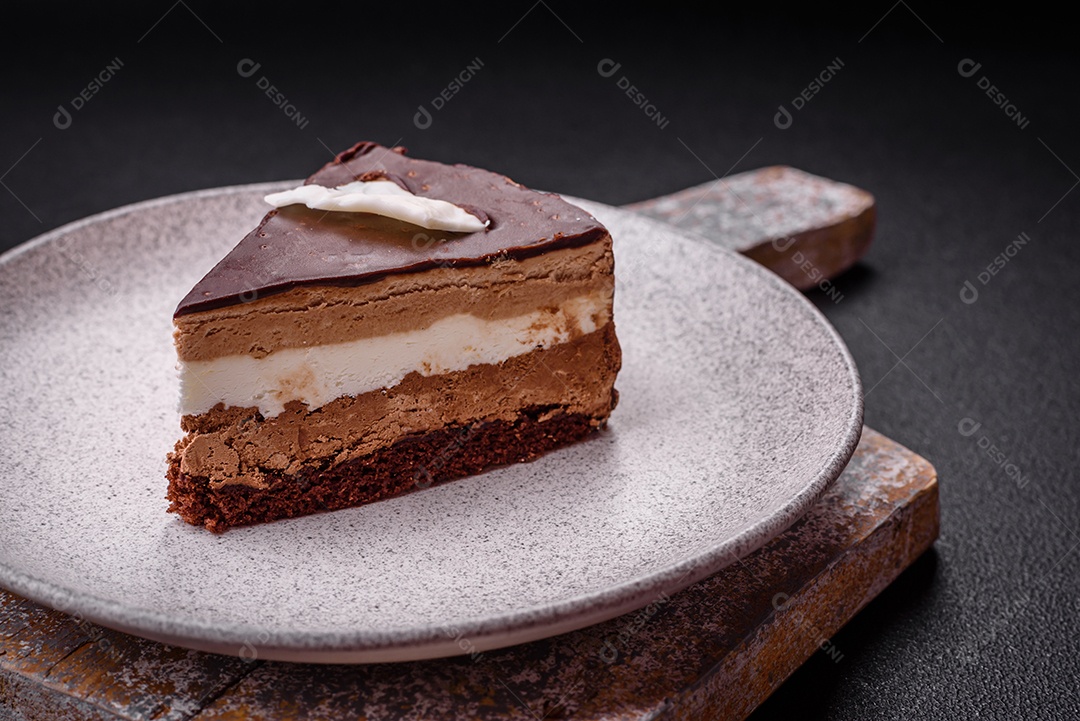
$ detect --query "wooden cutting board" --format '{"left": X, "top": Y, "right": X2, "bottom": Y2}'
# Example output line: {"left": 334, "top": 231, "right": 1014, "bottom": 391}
{"left": 0, "top": 169, "right": 936, "bottom": 721}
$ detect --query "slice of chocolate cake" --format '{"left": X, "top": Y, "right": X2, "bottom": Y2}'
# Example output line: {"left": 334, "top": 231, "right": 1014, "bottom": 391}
{"left": 166, "top": 142, "right": 621, "bottom": 531}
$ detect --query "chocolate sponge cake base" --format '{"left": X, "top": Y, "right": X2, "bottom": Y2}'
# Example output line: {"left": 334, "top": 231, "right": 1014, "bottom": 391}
{"left": 166, "top": 407, "right": 602, "bottom": 532}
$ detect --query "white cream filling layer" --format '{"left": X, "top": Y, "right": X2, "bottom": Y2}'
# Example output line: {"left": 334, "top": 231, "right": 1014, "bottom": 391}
{"left": 179, "top": 291, "right": 608, "bottom": 418}
{"left": 264, "top": 179, "right": 488, "bottom": 233}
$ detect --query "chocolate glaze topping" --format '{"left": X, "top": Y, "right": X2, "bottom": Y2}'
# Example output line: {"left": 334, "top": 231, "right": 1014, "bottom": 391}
{"left": 175, "top": 142, "right": 608, "bottom": 316}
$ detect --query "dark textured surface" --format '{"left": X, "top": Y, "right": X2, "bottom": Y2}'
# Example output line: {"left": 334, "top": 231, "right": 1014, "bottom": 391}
{"left": 2, "top": 4, "right": 1078, "bottom": 717}
{"left": 176, "top": 141, "right": 606, "bottom": 315}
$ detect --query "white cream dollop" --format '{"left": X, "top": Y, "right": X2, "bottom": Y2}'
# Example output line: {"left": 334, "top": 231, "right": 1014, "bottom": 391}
{"left": 264, "top": 179, "right": 488, "bottom": 233}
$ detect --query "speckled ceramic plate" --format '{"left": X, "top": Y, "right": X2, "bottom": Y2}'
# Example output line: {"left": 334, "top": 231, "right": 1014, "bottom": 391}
{"left": 0, "top": 183, "right": 862, "bottom": 663}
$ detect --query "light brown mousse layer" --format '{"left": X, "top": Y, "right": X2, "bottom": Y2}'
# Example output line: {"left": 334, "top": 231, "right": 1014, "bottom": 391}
{"left": 175, "top": 235, "right": 613, "bottom": 362}
{"left": 172, "top": 323, "right": 620, "bottom": 489}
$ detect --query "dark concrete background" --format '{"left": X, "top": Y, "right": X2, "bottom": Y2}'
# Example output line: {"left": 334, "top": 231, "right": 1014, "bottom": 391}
{"left": 2, "top": 4, "right": 1078, "bottom": 718}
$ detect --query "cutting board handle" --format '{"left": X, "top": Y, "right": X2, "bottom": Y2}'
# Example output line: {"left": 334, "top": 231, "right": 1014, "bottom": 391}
{"left": 627, "top": 166, "right": 875, "bottom": 291}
